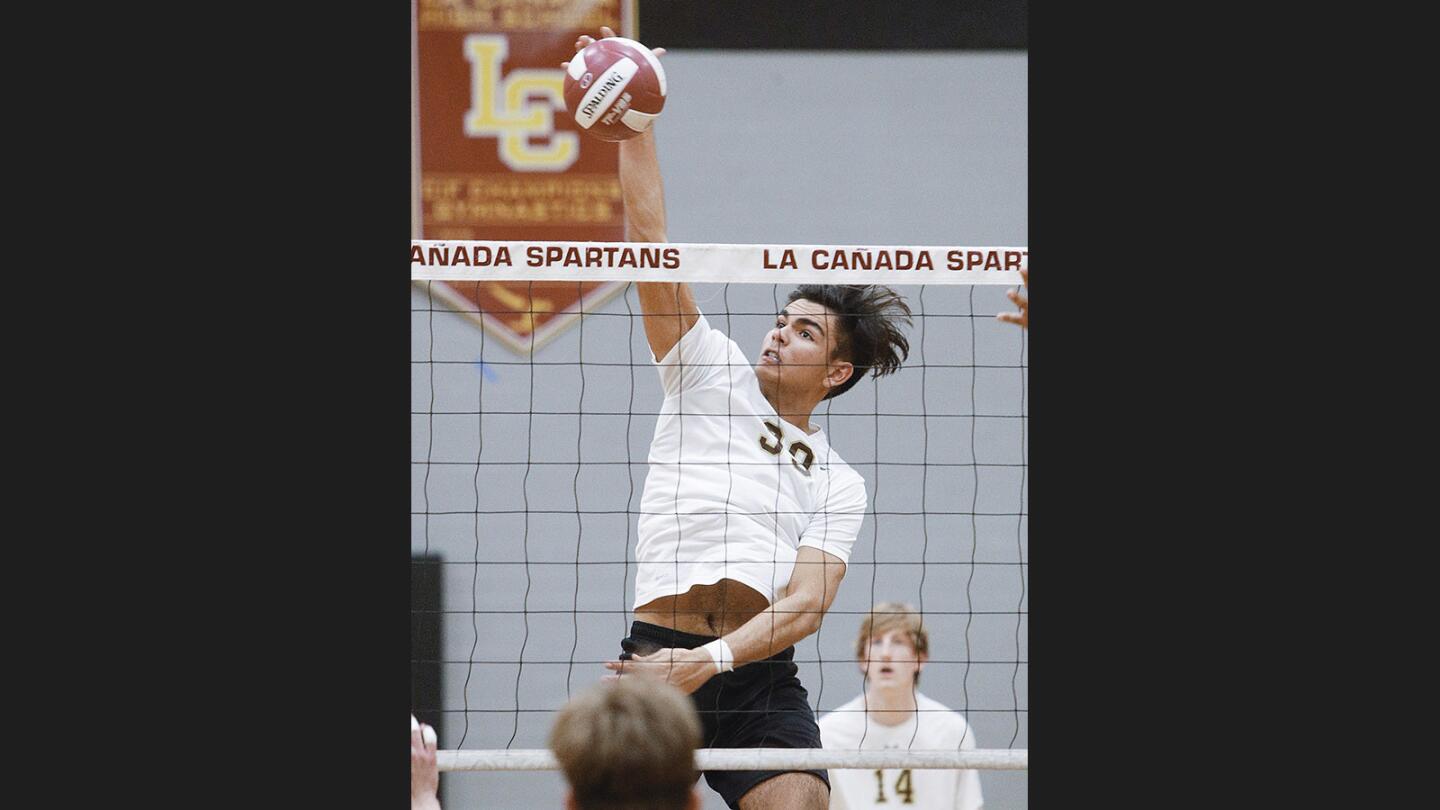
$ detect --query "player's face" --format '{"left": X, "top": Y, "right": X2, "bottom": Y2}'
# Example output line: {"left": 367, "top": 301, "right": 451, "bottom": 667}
{"left": 860, "top": 629, "right": 925, "bottom": 686}
{"left": 755, "top": 299, "right": 852, "bottom": 399}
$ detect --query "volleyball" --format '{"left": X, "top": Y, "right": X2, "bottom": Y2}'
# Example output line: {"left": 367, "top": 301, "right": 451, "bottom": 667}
{"left": 563, "top": 37, "right": 667, "bottom": 141}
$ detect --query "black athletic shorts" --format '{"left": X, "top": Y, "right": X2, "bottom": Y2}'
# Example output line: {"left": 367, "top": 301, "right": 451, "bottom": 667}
{"left": 619, "top": 620, "right": 829, "bottom": 809}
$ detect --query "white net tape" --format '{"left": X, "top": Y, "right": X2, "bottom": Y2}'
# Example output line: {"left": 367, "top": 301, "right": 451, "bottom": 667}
{"left": 411, "top": 240, "right": 1027, "bottom": 285}
{"left": 440, "top": 747, "right": 1028, "bottom": 772}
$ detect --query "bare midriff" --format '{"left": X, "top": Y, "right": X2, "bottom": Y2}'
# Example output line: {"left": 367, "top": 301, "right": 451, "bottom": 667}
{"left": 634, "top": 578, "right": 771, "bottom": 637}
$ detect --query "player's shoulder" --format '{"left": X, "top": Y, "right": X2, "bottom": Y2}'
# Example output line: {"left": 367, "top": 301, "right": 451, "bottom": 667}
{"left": 818, "top": 693, "right": 868, "bottom": 721}
{"left": 670, "top": 310, "right": 749, "bottom": 374}
{"left": 914, "top": 692, "right": 953, "bottom": 712}
{"left": 915, "top": 691, "right": 973, "bottom": 720}
{"left": 687, "top": 311, "right": 721, "bottom": 344}
{"left": 686, "top": 311, "right": 738, "bottom": 345}
{"left": 817, "top": 694, "right": 869, "bottom": 743}
{"left": 807, "top": 438, "right": 863, "bottom": 481}
{"left": 700, "top": 313, "right": 751, "bottom": 359}
{"left": 832, "top": 455, "right": 865, "bottom": 485}
{"left": 915, "top": 693, "right": 974, "bottom": 734}
{"left": 819, "top": 454, "right": 867, "bottom": 501}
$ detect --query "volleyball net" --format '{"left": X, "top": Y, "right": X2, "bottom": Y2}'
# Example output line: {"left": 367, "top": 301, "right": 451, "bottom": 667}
{"left": 411, "top": 240, "right": 1028, "bottom": 774}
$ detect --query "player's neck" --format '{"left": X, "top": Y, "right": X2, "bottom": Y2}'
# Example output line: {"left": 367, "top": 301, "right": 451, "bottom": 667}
{"left": 863, "top": 683, "right": 920, "bottom": 726}
{"left": 758, "top": 384, "right": 822, "bottom": 435}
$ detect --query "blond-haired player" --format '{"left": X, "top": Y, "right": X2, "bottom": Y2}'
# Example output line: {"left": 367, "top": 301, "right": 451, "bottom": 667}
{"left": 818, "top": 602, "right": 983, "bottom": 810}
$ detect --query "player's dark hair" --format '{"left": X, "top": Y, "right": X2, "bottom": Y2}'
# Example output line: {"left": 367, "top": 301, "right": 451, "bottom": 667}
{"left": 788, "top": 285, "right": 911, "bottom": 400}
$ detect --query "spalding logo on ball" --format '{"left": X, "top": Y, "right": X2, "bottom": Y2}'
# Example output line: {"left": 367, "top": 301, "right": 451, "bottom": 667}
{"left": 564, "top": 37, "right": 666, "bottom": 142}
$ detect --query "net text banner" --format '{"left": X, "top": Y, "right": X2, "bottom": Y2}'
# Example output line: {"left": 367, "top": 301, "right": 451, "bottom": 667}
{"left": 412, "top": 241, "right": 1028, "bottom": 286}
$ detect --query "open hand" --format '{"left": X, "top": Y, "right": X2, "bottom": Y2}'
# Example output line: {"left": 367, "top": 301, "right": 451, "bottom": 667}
{"left": 997, "top": 267, "right": 1028, "bottom": 329}
{"left": 411, "top": 718, "right": 441, "bottom": 810}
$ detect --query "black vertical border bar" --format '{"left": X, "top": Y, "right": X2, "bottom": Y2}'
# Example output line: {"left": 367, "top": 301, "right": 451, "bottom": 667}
{"left": 209, "top": 0, "right": 415, "bottom": 804}
{"left": 1032, "top": 0, "right": 1282, "bottom": 804}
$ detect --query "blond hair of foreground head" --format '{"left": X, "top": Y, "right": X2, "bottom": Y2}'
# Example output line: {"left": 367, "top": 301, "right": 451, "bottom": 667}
{"left": 550, "top": 677, "right": 702, "bottom": 810}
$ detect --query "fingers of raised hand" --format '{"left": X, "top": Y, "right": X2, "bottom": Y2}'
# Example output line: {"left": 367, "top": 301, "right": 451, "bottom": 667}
{"left": 572, "top": 29, "right": 664, "bottom": 63}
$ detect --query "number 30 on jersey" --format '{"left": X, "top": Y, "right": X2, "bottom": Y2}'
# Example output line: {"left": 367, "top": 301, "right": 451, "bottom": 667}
{"left": 759, "top": 420, "right": 813, "bottom": 475}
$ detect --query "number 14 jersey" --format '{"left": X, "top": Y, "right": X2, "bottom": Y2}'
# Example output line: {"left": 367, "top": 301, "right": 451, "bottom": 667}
{"left": 819, "top": 692, "right": 984, "bottom": 810}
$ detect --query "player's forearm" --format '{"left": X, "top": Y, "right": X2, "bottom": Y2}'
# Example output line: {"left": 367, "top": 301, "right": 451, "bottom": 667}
{"left": 620, "top": 128, "right": 693, "bottom": 352}
{"left": 609, "top": 586, "right": 830, "bottom": 693}
{"left": 619, "top": 128, "right": 666, "bottom": 243}
{"left": 723, "top": 591, "right": 826, "bottom": 667}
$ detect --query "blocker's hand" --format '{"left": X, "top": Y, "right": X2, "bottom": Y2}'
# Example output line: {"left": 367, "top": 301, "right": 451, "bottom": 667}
{"left": 603, "top": 646, "right": 715, "bottom": 694}
{"left": 411, "top": 721, "right": 441, "bottom": 810}
{"left": 997, "top": 267, "right": 1028, "bottom": 329}
{"left": 561, "top": 25, "right": 666, "bottom": 70}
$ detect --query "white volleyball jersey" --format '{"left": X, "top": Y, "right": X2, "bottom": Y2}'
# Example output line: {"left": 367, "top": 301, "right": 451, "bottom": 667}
{"left": 634, "top": 314, "right": 867, "bottom": 609}
{"left": 818, "top": 692, "right": 983, "bottom": 810}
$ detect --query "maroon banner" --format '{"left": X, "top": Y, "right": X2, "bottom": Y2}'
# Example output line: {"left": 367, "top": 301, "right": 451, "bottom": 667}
{"left": 414, "top": 0, "right": 634, "bottom": 351}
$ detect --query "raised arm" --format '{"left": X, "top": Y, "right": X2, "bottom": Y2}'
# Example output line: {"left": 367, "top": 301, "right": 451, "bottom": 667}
{"left": 620, "top": 118, "right": 698, "bottom": 360}
{"left": 570, "top": 26, "right": 699, "bottom": 360}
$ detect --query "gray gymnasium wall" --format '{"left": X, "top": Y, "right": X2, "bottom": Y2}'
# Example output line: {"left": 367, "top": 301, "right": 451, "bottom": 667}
{"left": 413, "top": 50, "right": 1027, "bottom": 810}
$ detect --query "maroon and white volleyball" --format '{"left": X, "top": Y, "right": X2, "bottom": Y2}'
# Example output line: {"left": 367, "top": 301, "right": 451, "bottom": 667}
{"left": 564, "top": 37, "right": 667, "bottom": 141}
